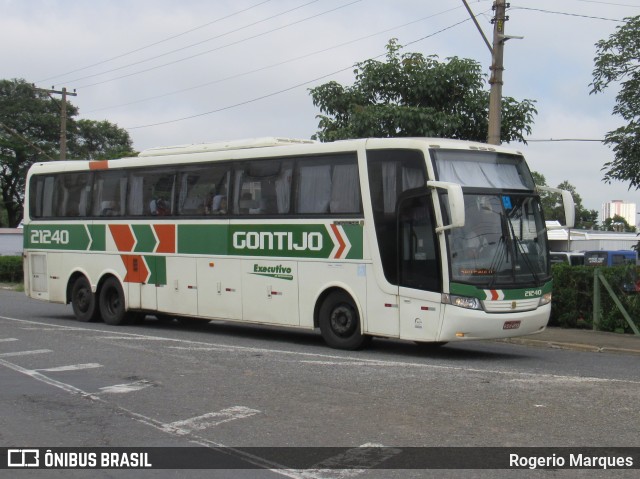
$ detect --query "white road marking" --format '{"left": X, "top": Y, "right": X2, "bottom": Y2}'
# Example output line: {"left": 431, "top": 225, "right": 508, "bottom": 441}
{"left": 287, "top": 443, "right": 402, "bottom": 479}
{"left": 0, "top": 356, "right": 101, "bottom": 400}
{"left": 2, "top": 314, "right": 640, "bottom": 387}
{"left": 99, "top": 379, "right": 152, "bottom": 394}
{"left": 36, "top": 363, "right": 103, "bottom": 372}
{"left": 0, "top": 354, "right": 301, "bottom": 476}
{"left": 0, "top": 349, "right": 52, "bottom": 357}
{"left": 0, "top": 338, "right": 18, "bottom": 342}
{"left": 97, "top": 336, "right": 172, "bottom": 341}
{"left": 163, "top": 406, "right": 261, "bottom": 435}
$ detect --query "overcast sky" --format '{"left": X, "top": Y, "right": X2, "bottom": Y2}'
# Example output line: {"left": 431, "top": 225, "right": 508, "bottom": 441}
{"left": 2, "top": 0, "right": 640, "bottom": 220}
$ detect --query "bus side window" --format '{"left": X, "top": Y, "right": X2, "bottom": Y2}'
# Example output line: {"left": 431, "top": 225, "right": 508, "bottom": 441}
{"left": 126, "top": 169, "right": 175, "bottom": 217}
{"left": 295, "top": 154, "right": 360, "bottom": 215}
{"left": 29, "top": 175, "right": 55, "bottom": 218}
{"left": 233, "top": 160, "right": 292, "bottom": 215}
{"left": 178, "top": 165, "right": 230, "bottom": 216}
{"left": 53, "top": 173, "right": 91, "bottom": 217}
{"left": 92, "top": 170, "right": 127, "bottom": 217}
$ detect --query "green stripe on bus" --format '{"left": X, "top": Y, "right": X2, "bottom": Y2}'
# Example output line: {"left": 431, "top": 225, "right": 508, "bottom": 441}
{"left": 89, "top": 224, "right": 106, "bottom": 251}
{"left": 177, "top": 225, "right": 228, "bottom": 255}
{"left": 133, "top": 225, "right": 157, "bottom": 253}
{"left": 25, "top": 222, "right": 364, "bottom": 260}
{"left": 450, "top": 281, "right": 553, "bottom": 300}
{"left": 145, "top": 255, "right": 167, "bottom": 286}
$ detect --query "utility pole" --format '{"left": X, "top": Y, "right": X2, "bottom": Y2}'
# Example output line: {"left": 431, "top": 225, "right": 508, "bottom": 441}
{"left": 33, "top": 86, "right": 77, "bottom": 160}
{"left": 487, "top": 0, "right": 507, "bottom": 145}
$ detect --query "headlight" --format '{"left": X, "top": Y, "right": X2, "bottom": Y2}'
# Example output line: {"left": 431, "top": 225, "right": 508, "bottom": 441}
{"left": 443, "top": 294, "right": 483, "bottom": 310}
{"left": 539, "top": 292, "right": 552, "bottom": 306}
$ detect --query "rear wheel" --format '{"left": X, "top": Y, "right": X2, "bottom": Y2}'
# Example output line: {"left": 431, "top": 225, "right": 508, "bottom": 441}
{"left": 99, "top": 277, "right": 129, "bottom": 325}
{"left": 71, "top": 276, "right": 100, "bottom": 322}
{"left": 319, "top": 291, "right": 370, "bottom": 350}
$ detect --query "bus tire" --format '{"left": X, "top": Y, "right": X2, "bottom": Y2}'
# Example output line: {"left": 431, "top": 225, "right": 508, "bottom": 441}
{"left": 71, "top": 276, "right": 100, "bottom": 322}
{"left": 99, "top": 277, "right": 129, "bottom": 326}
{"left": 319, "top": 291, "right": 370, "bottom": 350}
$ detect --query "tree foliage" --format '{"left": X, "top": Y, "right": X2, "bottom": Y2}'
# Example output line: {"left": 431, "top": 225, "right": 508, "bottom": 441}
{"left": 0, "top": 78, "right": 134, "bottom": 226}
{"left": 591, "top": 15, "right": 640, "bottom": 189}
{"left": 532, "top": 172, "right": 599, "bottom": 229}
{"left": 309, "top": 39, "right": 537, "bottom": 143}
{"left": 71, "top": 119, "right": 134, "bottom": 161}
{"left": 601, "top": 214, "right": 636, "bottom": 232}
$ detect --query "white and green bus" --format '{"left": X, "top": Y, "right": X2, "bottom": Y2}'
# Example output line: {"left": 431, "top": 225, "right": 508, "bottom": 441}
{"left": 23, "top": 137, "right": 574, "bottom": 350}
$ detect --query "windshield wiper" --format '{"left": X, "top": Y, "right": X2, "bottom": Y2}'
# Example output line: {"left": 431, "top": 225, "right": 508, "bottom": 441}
{"left": 505, "top": 206, "right": 540, "bottom": 284}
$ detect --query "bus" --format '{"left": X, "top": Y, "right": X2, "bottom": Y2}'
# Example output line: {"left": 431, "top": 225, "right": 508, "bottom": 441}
{"left": 584, "top": 250, "right": 637, "bottom": 267}
{"left": 23, "top": 137, "right": 574, "bottom": 350}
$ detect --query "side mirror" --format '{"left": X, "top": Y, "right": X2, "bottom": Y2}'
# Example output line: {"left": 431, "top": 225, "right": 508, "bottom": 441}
{"left": 537, "top": 185, "right": 575, "bottom": 229}
{"left": 427, "top": 181, "right": 465, "bottom": 233}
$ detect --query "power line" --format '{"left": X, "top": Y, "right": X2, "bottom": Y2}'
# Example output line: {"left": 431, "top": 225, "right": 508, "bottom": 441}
{"left": 572, "top": 0, "right": 640, "bottom": 8}
{"left": 511, "top": 6, "right": 625, "bottom": 22}
{"left": 525, "top": 138, "right": 605, "bottom": 142}
{"left": 0, "top": 122, "right": 57, "bottom": 161}
{"left": 125, "top": 16, "right": 475, "bottom": 130}
{"left": 37, "top": 0, "right": 274, "bottom": 83}
{"left": 64, "top": 0, "right": 324, "bottom": 86}
{"left": 75, "top": 0, "right": 361, "bottom": 89}
{"left": 84, "top": 4, "right": 468, "bottom": 114}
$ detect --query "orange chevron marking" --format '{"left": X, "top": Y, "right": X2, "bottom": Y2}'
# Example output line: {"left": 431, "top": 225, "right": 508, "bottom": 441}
{"left": 121, "top": 255, "right": 149, "bottom": 283}
{"left": 153, "top": 224, "right": 176, "bottom": 253}
{"left": 330, "top": 224, "right": 346, "bottom": 259}
{"left": 109, "top": 224, "right": 135, "bottom": 252}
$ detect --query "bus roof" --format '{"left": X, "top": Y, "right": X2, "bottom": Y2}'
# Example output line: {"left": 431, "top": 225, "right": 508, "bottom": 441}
{"left": 27, "top": 137, "right": 525, "bottom": 175}
{"left": 138, "top": 137, "right": 316, "bottom": 157}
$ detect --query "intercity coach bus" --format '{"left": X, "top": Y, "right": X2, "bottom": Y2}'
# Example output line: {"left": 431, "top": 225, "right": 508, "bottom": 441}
{"left": 23, "top": 137, "right": 574, "bottom": 349}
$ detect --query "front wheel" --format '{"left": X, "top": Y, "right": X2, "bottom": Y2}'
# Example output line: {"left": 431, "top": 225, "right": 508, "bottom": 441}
{"left": 319, "top": 291, "right": 370, "bottom": 350}
{"left": 99, "top": 277, "right": 129, "bottom": 325}
{"left": 71, "top": 276, "right": 100, "bottom": 322}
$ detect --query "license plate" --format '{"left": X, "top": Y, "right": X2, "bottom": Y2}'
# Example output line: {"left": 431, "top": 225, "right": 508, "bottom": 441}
{"left": 503, "top": 320, "right": 521, "bottom": 330}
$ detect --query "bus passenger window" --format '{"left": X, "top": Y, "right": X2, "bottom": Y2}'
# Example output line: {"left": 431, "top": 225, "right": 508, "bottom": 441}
{"left": 295, "top": 155, "right": 360, "bottom": 215}
{"left": 233, "top": 159, "right": 292, "bottom": 215}
{"left": 92, "top": 170, "right": 127, "bottom": 217}
{"left": 178, "top": 165, "right": 231, "bottom": 216}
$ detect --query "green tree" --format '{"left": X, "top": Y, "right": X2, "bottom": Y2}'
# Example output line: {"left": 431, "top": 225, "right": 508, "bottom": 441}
{"left": 309, "top": 39, "right": 537, "bottom": 142}
{"left": 69, "top": 119, "right": 134, "bottom": 161}
{"left": 591, "top": 16, "right": 640, "bottom": 189}
{"left": 532, "top": 172, "right": 599, "bottom": 229}
{"left": 0, "top": 78, "right": 134, "bottom": 227}
{"left": 602, "top": 214, "right": 636, "bottom": 232}
{"left": 0, "top": 79, "right": 63, "bottom": 227}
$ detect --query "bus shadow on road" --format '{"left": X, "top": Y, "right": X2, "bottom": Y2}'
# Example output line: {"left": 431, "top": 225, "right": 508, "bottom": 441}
{"left": 39, "top": 311, "right": 532, "bottom": 362}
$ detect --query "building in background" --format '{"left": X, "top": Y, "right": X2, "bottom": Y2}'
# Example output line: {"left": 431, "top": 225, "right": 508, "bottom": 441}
{"left": 602, "top": 200, "right": 637, "bottom": 229}
{"left": 0, "top": 228, "right": 23, "bottom": 256}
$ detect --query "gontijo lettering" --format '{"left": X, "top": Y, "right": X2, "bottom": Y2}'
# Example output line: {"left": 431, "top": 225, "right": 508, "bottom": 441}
{"left": 233, "top": 231, "right": 322, "bottom": 251}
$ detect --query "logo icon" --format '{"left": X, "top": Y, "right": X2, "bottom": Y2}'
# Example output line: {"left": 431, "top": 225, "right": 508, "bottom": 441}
{"left": 8, "top": 449, "right": 39, "bottom": 467}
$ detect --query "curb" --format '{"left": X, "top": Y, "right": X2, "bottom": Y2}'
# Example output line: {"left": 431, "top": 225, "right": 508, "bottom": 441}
{"left": 495, "top": 338, "right": 640, "bottom": 356}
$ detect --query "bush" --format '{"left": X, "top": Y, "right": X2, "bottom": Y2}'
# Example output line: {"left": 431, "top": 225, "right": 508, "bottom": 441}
{"left": 551, "top": 263, "right": 640, "bottom": 333}
{"left": 0, "top": 256, "right": 23, "bottom": 283}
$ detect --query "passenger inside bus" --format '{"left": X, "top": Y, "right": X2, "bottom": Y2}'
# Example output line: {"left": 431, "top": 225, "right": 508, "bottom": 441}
{"left": 211, "top": 195, "right": 227, "bottom": 214}
{"left": 150, "top": 197, "right": 169, "bottom": 215}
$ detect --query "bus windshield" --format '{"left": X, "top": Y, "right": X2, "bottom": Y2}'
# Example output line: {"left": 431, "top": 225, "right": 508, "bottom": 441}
{"left": 446, "top": 194, "right": 549, "bottom": 287}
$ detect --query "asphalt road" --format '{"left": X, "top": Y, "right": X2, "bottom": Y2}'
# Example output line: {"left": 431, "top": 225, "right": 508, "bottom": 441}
{"left": 1, "top": 288, "right": 639, "bottom": 478}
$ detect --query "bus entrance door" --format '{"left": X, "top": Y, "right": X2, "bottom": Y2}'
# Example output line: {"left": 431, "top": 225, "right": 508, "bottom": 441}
{"left": 397, "top": 194, "right": 444, "bottom": 342}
